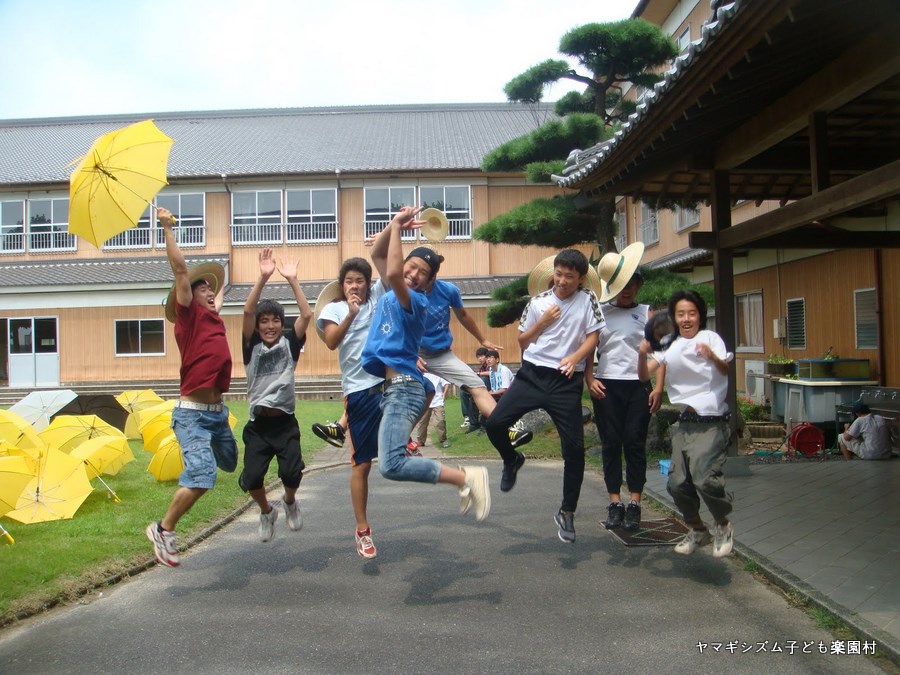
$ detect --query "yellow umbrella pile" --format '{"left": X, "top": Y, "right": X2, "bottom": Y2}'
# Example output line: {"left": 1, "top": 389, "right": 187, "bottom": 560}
{"left": 0, "top": 455, "right": 34, "bottom": 543}
{"left": 116, "top": 389, "right": 165, "bottom": 439}
{"left": 40, "top": 414, "right": 126, "bottom": 453}
{"left": 5, "top": 446, "right": 94, "bottom": 525}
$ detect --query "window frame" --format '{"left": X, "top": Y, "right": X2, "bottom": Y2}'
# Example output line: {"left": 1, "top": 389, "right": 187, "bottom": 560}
{"left": 231, "top": 190, "right": 283, "bottom": 245}
{"left": 638, "top": 201, "right": 659, "bottom": 245}
{"left": 735, "top": 290, "right": 764, "bottom": 353}
{"left": 285, "top": 188, "right": 338, "bottom": 244}
{"left": 853, "top": 288, "right": 877, "bottom": 349}
{"left": 0, "top": 199, "right": 26, "bottom": 254}
{"left": 677, "top": 25, "right": 692, "bottom": 53}
{"left": 28, "top": 197, "right": 75, "bottom": 252}
{"left": 419, "top": 185, "right": 472, "bottom": 239}
{"left": 114, "top": 318, "right": 166, "bottom": 357}
{"left": 363, "top": 186, "right": 418, "bottom": 241}
{"left": 674, "top": 205, "right": 700, "bottom": 232}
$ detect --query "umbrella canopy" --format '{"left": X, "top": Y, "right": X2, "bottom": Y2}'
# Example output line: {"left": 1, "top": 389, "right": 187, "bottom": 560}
{"left": 0, "top": 441, "right": 41, "bottom": 473}
{"left": 146, "top": 433, "right": 184, "bottom": 482}
{"left": 52, "top": 394, "right": 129, "bottom": 431}
{"left": 8, "top": 390, "right": 78, "bottom": 431}
{"left": 0, "top": 410, "right": 44, "bottom": 451}
{"left": 5, "top": 447, "right": 94, "bottom": 524}
{"left": 39, "top": 415, "right": 126, "bottom": 453}
{"left": 0, "top": 455, "right": 34, "bottom": 516}
{"left": 69, "top": 435, "right": 134, "bottom": 478}
{"left": 68, "top": 119, "right": 174, "bottom": 248}
{"left": 116, "top": 390, "right": 165, "bottom": 438}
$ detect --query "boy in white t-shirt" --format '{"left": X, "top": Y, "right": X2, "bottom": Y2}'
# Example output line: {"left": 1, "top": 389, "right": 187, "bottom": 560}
{"left": 638, "top": 289, "right": 735, "bottom": 558}
{"left": 411, "top": 372, "right": 451, "bottom": 449}
{"left": 484, "top": 249, "right": 604, "bottom": 544}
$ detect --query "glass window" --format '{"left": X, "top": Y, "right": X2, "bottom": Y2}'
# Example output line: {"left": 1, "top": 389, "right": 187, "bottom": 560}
{"left": 677, "top": 26, "right": 691, "bottom": 52}
{"left": 854, "top": 288, "right": 877, "bottom": 349}
{"left": 735, "top": 291, "right": 763, "bottom": 352}
{"left": 675, "top": 205, "right": 700, "bottom": 232}
{"left": 1, "top": 200, "right": 25, "bottom": 253}
{"left": 364, "top": 187, "right": 415, "bottom": 240}
{"left": 786, "top": 298, "right": 806, "bottom": 350}
{"left": 232, "top": 191, "right": 282, "bottom": 244}
{"left": 286, "top": 189, "right": 337, "bottom": 243}
{"left": 115, "top": 319, "right": 165, "bottom": 356}
{"left": 639, "top": 202, "right": 658, "bottom": 244}
{"left": 29, "top": 197, "right": 74, "bottom": 251}
{"left": 420, "top": 186, "right": 472, "bottom": 239}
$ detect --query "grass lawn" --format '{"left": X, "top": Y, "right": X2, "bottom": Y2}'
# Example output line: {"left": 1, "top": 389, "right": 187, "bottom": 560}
{"left": 1, "top": 391, "right": 646, "bottom": 624}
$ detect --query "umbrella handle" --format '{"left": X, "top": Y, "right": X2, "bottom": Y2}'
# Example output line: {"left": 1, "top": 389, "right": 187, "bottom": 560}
{"left": 1, "top": 524, "right": 14, "bottom": 545}
{"left": 95, "top": 474, "right": 122, "bottom": 503}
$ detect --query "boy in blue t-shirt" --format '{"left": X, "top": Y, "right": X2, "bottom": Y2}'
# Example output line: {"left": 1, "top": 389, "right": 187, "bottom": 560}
{"left": 361, "top": 207, "right": 490, "bottom": 524}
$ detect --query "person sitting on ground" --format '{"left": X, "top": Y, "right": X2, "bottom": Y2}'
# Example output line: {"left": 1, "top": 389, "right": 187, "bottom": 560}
{"left": 240, "top": 249, "right": 312, "bottom": 542}
{"left": 838, "top": 403, "right": 895, "bottom": 461}
{"left": 484, "top": 249, "right": 603, "bottom": 544}
{"left": 146, "top": 207, "right": 238, "bottom": 568}
{"left": 485, "top": 350, "right": 514, "bottom": 399}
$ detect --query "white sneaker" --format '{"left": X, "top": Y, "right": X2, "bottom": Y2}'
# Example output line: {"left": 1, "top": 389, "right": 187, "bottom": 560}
{"left": 460, "top": 466, "right": 490, "bottom": 523}
{"left": 283, "top": 498, "right": 303, "bottom": 531}
{"left": 713, "top": 521, "right": 734, "bottom": 558}
{"left": 259, "top": 502, "right": 279, "bottom": 542}
{"left": 460, "top": 416, "right": 471, "bottom": 429}
{"left": 674, "top": 528, "right": 711, "bottom": 555}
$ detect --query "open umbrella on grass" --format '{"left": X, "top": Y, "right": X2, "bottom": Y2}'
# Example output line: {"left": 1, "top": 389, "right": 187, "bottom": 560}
{"left": 0, "top": 455, "right": 34, "bottom": 543}
{"left": 52, "top": 395, "right": 129, "bottom": 432}
{"left": 146, "top": 433, "right": 184, "bottom": 482}
{"left": 116, "top": 389, "right": 165, "bottom": 439}
{"left": 0, "top": 410, "right": 44, "bottom": 451}
{"left": 8, "top": 389, "right": 78, "bottom": 432}
{"left": 5, "top": 447, "right": 93, "bottom": 524}
{"left": 40, "top": 415, "right": 126, "bottom": 453}
{"left": 69, "top": 435, "right": 135, "bottom": 503}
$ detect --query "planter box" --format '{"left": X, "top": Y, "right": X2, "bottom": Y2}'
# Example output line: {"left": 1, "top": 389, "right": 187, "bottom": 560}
{"left": 796, "top": 358, "right": 870, "bottom": 381}
{"left": 765, "top": 362, "right": 795, "bottom": 377}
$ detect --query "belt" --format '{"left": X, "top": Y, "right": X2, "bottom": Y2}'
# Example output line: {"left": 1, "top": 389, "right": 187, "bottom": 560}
{"left": 255, "top": 407, "right": 287, "bottom": 417}
{"left": 176, "top": 400, "right": 224, "bottom": 413}
{"left": 678, "top": 411, "right": 730, "bottom": 424}
{"left": 384, "top": 374, "right": 419, "bottom": 387}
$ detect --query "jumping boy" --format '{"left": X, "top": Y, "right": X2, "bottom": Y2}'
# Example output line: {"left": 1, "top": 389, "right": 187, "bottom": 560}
{"left": 484, "top": 249, "right": 603, "bottom": 543}
{"left": 146, "top": 207, "right": 238, "bottom": 567}
{"left": 241, "top": 249, "right": 312, "bottom": 542}
{"left": 361, "top": 206, "right": 490, "bottom": 527}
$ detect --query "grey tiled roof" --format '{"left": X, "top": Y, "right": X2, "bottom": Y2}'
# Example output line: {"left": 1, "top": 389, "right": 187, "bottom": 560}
{"left": 0, "top": 255, "right": 228, "bottom": 288}
{"left": 0, "top": 103, "right": 557, "bottom": 185}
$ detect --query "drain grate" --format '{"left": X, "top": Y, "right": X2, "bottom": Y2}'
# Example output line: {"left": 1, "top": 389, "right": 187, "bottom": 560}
{"left": 605, "top": 517, "right": 689, "bottom": 546}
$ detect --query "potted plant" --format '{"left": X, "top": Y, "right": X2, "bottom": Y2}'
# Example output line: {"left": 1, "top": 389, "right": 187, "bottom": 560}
{"left": 766, "top": 354, "right": 795, "bottom": 377}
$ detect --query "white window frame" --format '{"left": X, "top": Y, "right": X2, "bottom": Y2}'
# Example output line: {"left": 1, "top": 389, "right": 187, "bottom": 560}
{"left": 286, "top": 188, "right": 338, "bottom": 244}
{"left": 231, "top": 190, "right": 283, "bottom": 245}
{"left": 103, "top": 193, "right": 206, "bottom": 250}
{"left": 419, "top": 185, "right": 472, "bottom": 239}
{"left": 786, "top": 297, "right": 807, "bottom": 350}
{"left": 0, "top": 199, "right": 25, "bottom": 254}
{"left": 364, "top": 186, "right": 417, "bottom": 241}
{"left": 638, "top": 202, "right": 658, "bottom": 244}
{"left": 28, "top": 197, "right": 75, "bottom": 252}
{"left": 114, "top": 319, "right": 165, "bottom": 356}
{"left": 677, "top": 25, "right": 691, "bottom": 53}
{"left": 674, "top": 205, "right": 700, "bottom": 232}
{"left": 854, "top": 288, "right": 877, "bottom": 349}
{"left": 735, "top": 290, "right": 764, "bottom": 353}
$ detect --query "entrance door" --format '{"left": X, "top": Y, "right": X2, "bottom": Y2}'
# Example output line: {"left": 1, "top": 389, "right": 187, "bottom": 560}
{"left": 8, "top": 317, "right": 59, "bottom": 387}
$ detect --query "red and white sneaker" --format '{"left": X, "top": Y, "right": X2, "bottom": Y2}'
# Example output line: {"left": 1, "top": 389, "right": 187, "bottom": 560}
{"left": 405, "top": 439, "right": 423, "bottom": 457}
{"left": 356, "top": 527, "right": 377, "bottom": 558}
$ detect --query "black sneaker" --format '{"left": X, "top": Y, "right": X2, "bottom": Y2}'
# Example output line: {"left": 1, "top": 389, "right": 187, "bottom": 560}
{"left": 623, "top": 502, "right": 641, "bottom": 531}
{"left": 500, "top": 452, "right": 525, "bottom": 492}
{"left": 509, "top": 429, "right": 533, "bottom": 448}
{"left": 312, "top": 422, "right": 345, "bottom": 448}
{"left": 603, "top": 502, "right": 625, "bottom": 529}
{"left": 554, "top": 509, "right": 575, "bottom": 543}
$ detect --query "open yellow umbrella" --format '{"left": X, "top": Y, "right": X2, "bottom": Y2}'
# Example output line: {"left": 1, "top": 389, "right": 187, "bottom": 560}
{"left": 146, "top": 433, "right": 184, "bottom": 482}
{"left": 39, "top": 415, "right": 126, "bottom": 453}
{"left": 68, "top": 119, "right": 174, "bottom": 248}
{"left": 137, "top": 401, "right": 176, "bottom": 453}
{"left": 0, "top": 455, "right": 34, "bottom": 543}
{"left": 0, "top": 410, "right": 44, "bottom": 451}
{"left": 116, "top": 390, "right": 165, "bottom": 439}
{"left": 5, "top": 447, "right": 94, "bottom": 524}
{"left": 69, "top": 435, "right": 134, "bottom": 503}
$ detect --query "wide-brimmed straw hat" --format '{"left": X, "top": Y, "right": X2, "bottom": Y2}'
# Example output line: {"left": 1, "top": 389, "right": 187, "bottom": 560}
{"left": 419, "top": 208, "right": 449, "bottom": 242}
{"left": 527, "top": 255, "right": 603, "bottom": 297}
{"left": 313, "top": 280, "right": 342, "bottom": 342}
{"left": 597, "top": 242, "right": 645, "bottom": 302}
{"left": 164, "top": 262, "right": 225, "bottom": 323}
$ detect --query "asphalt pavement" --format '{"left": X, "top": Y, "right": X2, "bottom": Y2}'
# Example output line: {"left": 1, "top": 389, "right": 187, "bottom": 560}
{"left": 0, "top": 459, "right": 887, "bottom": 674}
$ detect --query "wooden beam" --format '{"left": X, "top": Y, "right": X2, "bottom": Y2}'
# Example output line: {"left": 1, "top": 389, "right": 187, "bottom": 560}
{"left": 717, "top": 159, "right": 900, "bottom": 248}
{"left": 715, "top": 23, "right": 900, "bottom": 168}
{"left": 691, "top": 230, "right": 900, "bottom": 249}
{"left": 809, "top": 111, "right": 830, "bottom": 192}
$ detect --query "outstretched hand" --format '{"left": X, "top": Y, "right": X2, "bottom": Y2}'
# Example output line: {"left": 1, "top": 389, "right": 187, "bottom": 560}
{"left": 258, "top": 248, "right": 276, "bottom": 278}
{"left": 392, "top": 205, "right": 426, "bottom": 230}
{"left": 277, "top": 256, "right": 299, "bottom": 281}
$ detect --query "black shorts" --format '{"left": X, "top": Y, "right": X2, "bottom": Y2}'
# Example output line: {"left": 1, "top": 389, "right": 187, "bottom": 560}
{"left": 239, "top": 414, "right": 304, "bottom": 491}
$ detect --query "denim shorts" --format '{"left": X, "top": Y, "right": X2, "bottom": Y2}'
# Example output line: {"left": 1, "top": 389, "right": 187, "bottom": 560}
{"left": 346, "top": 384, "right": 382, "bottom": 466}
{"left": 171, "top": 406, "right": 239, "bottom": 489}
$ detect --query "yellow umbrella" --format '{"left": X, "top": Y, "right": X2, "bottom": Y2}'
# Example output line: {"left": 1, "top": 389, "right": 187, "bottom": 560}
{"left": 68, "top": 119, "right": 174, "bottom": 248}
{"left": 137, "top": 401, "right": 175, "bottom": 452}
{"left": 5, "top": 447, "right": 94, "bottom": 524}
{"left": 69, "top": 435, "right": 134, "bottom": 503}
{"left": 0, "top": 455, "right": 34, "bottom": 543}
{"left": 39, "top": 415, "right": 126, "bottom": 453}
{"left": 146, "top": 433, "right": 184, "bottom": 482}
{"left": 0, "top": 441, "right": 41, "bottom": 473}
{"left": 0, "top": 409, "right": 44, "bottom": 451}
{"left": 116, "top": 390, "right": 165, "bottom": 439}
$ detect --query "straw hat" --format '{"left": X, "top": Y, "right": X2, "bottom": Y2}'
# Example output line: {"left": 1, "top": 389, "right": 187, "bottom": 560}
{"left": 597, "top": 242, "right": 645, "bottom": 302}
{"left": 527, "top": 255, "right": 603, "bottom": 297}
{"left": 419, "top": 208, "right": 449, "bottom": 242}
{"left": 164, "top": 262, "right": 225, "bottom": 323}
{"left": 313, "top": 280, "right": 343, "bottom": 342}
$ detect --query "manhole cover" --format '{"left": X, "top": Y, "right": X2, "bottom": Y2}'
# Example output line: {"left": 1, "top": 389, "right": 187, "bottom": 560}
{"left": 605, "top": 517, "right": 689, "bottom": 547}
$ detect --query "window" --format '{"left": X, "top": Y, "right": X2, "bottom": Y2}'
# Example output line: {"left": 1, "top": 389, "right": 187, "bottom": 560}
{"left": 639, "top": 202, "right": 658, "bottom": 244}
{"left": 105, "top": 193, "right": 205, "bottom": 249}
{"left": 735, "top": 291, "right": 763, "bottom": 352}
{"left": 364, "top": 187, "right": 416, "bottom": 240}
{"left": 420, "top": 186, "right": 472, "bottom": 239}
{"left": 854, "top": 288, "right": 877, "bottom": 349}
{"left": 1, "top": 200, "right": 25, "bottom": 253}
{"left": 674, "top": 205, "right": 700, "bottom": 232}
{"left": 677, "top": 26, "right": 691, "bottom": 53}
{"left": 29, "top": 198, "right": 74, "bottom": 251}
{"left": 786, "top": 298, "right": 806, "bottom": 350}
{"left": 115, "top": 319, "right": 165, "bottom": 356}
{"left": 286, "top": 189, "right": 337, "bottom": 243}
{"left": 232, "top": 190, "right": 282, "bottom": 244}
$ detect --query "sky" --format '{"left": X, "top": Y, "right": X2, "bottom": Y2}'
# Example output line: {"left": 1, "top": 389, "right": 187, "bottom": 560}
{"left": 0, "top": 0, "right": 637, "bottom": 120}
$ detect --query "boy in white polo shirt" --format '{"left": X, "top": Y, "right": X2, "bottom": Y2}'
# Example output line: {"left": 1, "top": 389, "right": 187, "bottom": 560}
{"left": 484, "top": 249, "right": 604, "bottom": 543}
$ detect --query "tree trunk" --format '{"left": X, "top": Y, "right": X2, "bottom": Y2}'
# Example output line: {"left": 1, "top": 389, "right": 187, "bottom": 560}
{"left": 593, "top": 196, "right": 618, "bottom": 254}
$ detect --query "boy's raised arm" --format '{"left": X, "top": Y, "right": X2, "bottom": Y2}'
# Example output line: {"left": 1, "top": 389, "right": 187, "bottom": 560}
{"left": 243, "top": 249, "right": 275, "bottom": 342}
{"left": 278, "top": 257, "right": 313, "bottom": 339}
{"left": 159, "top": 207, "right": 192, "bottom": 311}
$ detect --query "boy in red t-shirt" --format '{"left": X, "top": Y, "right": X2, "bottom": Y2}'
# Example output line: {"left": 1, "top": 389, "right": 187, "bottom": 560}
{"left": 146, "top": 207, "right": 238, "bottom": 568}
